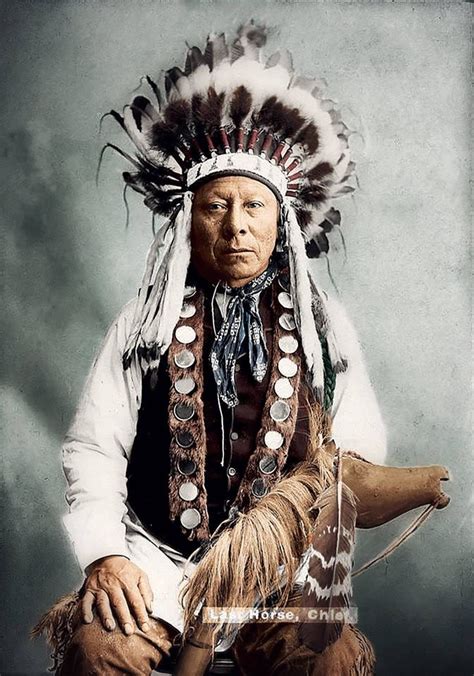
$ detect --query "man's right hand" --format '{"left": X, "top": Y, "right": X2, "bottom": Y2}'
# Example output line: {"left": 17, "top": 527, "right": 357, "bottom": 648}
{"left": 81, "top": 555, "right": 154, "bottom": 635}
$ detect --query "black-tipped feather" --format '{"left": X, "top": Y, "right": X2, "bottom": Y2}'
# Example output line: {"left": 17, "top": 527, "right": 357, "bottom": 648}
{"left": 164, "top": 66, "right": 185, "bottom": 99}
{"left": 305, "top": 209, "right": 341, "bottom": 258}
{"left": 146, "top": 76, "right": 162, "bottom": 109}
{"left": 306, "top": 233, "right": 329, "bottom": 258}
{"left": 101, "top": 109, "right": 125, "bottom": 133}
{"left": 204, "top": 32, "right": 228, "bottom": 69}
{"left": 130, "top": 96, "right": 154, "bottom": 131}
{"left": 185, "top": 46, "right": 205, "bottom": 75}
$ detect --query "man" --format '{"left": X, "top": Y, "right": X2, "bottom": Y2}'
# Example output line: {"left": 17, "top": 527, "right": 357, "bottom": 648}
{"left": 37, "top": 22, "right": 396, "bottom": 675}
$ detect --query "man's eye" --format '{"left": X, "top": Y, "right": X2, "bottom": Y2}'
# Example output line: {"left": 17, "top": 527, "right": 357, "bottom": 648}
{"left": 247, "top": 201, "right": 263, "bottom": 209}
{"left": 207, "top": 203, "right": 226, "bottom": 211}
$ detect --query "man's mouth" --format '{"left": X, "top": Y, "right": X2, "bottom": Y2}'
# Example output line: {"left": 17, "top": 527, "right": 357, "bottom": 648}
{"left": 222, "top": 248, "right": 254, "bottom": 255}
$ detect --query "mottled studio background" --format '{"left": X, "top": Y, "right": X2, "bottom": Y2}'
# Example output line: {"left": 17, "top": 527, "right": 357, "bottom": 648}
{"left": 0, "top": 1, "right": 472, "bottom": 674}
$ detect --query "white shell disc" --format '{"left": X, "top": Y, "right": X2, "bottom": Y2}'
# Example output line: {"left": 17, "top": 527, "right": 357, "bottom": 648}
{"left": 274, "top": 377, "right": 294, "bottom": 399}
{"left": 175, "top": 326, "right": 196, "bottom": 344}
{"left": 264, "top": 430, "right": 284, "bottom": 450}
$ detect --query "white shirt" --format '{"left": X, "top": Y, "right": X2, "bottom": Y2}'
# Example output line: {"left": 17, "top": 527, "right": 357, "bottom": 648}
{"left": 61, "top": 292, "right": 387, "bottom": 634}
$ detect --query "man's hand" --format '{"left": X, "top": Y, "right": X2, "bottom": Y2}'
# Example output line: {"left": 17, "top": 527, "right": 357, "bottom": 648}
{"left": 81, "top": 555, "right": 154, "bottom": 635}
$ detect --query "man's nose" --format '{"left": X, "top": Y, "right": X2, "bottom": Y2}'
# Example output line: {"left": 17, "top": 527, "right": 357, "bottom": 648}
{"left": 222, "top": 204, "right": 248, "bottom": 238}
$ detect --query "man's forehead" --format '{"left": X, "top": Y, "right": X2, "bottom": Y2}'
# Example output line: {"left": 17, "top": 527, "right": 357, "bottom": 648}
{"left": 194, "top": 175, "right": 277, "bottom": 201}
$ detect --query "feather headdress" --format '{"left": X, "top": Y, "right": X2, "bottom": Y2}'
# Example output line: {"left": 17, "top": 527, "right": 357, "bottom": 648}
{"left": 105, "top": 20, "right": 351, "bottom": 398}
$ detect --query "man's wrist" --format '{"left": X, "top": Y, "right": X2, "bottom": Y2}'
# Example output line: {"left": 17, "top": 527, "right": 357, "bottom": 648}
{"left": 84, "top": 554, "right": 130, "bottom": 576}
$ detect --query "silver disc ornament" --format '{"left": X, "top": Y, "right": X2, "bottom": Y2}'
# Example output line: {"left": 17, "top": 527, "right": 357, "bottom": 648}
{"left": 259, "top": 456, "right": 277, "bottom": 475}
{"left": 179, "top": 482, "right": 199, "bottom": 502}
{"left": 175, "top": 326, "right": 196, "bottom": 345}
{"left": 178, "top": 458, "right": 197, "bottom": 476}
{"left": 278, "top": 292, "right": 294, "bottom": 309}
{"left": 264, "top": 430, "right": 284, "bottom": 450}
{"left": 274, "top": 377, "right": 294, "bottom": 399}
{"left": 174, "top": 403, "right": 195, "bottom": 421}
{"left": 278, "top": 313, "right": 296, "bottom": 331}
{"left": 174, "top": 349, "right": 195, "bottom": 369}
{"left": 180, "top": 303, "right": 197, "bottom": 319}
{"left": 278, "top": 357, "right": 298, "bottom": 378}
{"left": 270, "top": 400, "right": 291, "bottom": 422}
{"left": 174, "top": 377, "right": 196, "bottom": 395}
{"left": 278, "top": 335, "right": 299, "bottom": 355}
{"left": 180, "top": 508, "right": 201, "bottom": 529}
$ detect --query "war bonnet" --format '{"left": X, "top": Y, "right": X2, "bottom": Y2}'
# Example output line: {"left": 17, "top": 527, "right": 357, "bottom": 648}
{"left": 104, "top": 21, "right": 355, "bottom": 403}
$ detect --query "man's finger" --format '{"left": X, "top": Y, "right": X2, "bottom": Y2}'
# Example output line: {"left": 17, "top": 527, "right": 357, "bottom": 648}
{"left": 138, "top": 575, "right": 154, "bottom": 614}
{"left": 95, "top": 590, "right": 116, "bottom": 631}
{"left": 81, "top": 590, "right": 95, "bottom": 624}
{"left": 108, "top": 588, "right": 134, "bottom": 635}
{"left": 124, "top": 585, "right": 151, "bottom": 632}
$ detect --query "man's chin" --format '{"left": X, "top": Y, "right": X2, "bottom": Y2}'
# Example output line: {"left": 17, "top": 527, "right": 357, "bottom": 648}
{"left": 218, "top": 262, "right": 268, "bottom": 287}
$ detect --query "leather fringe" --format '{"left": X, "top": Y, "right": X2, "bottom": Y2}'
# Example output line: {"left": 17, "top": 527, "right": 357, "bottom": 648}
{"left": 31, "top": 591, "right": 80, "bottom": 673}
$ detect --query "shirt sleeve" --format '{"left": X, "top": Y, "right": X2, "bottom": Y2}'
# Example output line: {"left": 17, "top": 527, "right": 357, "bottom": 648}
{"left": 325, "top": 295, "right": 388, "bottom": 465}
{"left": 62, "top": 299, "right": 143, "bottom": 572}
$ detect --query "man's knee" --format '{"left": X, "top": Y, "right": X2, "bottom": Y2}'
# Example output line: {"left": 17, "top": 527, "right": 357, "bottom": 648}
{"left": 59, "top": 616, "right": 176, "bottom": 675}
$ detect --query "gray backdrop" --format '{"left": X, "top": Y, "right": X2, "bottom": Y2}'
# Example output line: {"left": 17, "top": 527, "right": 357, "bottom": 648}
{"left": 1, "top": 1, "right": 472, "bottom": 673}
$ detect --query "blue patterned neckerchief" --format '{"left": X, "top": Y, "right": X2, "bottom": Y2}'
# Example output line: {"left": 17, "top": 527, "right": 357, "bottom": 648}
{"left": 210, "top": 264, "right": 279, "bottom": 407}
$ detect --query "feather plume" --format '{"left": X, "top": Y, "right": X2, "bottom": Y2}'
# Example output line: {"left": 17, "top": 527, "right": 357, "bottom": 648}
{"left": 298, "top": 471, "right": 357, "bottom": 653}
{"left": 298, "top": 184, "right": 330, "bottom": 207}
{"left": 307, "top": 161, "right": 334, "bottom": 183}
{"left": 195, "top": 87, "right": 225, "bottom": 131}
{"left": 229, "top": 85, "right": 252, "bottom": 128}
{"left": 294, "top": 122, "right": 320, "bottom": 155}
{"left": 149, "top": 121, "right": 180, "bottom": 156}
{"left": 164, "top": 99, "right": 193, "bottom": 132}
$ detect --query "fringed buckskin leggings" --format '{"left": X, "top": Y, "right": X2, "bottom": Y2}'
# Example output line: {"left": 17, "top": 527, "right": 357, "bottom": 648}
{"left": 58, "top": 592, "right": 375, "bottom": 675}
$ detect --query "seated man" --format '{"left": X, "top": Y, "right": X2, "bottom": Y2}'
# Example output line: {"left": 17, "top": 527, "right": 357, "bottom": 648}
{"left": 38, "top": 22, "right": 396, "bottom": 675}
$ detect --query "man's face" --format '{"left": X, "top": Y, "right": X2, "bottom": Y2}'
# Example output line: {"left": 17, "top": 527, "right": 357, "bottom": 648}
{"left": 191, "top": 175, "right": 279, "bottom": 288}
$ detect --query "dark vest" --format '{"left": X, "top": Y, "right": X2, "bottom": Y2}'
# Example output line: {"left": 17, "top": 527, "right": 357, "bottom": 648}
{"left": 126, "top": 282, "right": 314, "bottom": 557}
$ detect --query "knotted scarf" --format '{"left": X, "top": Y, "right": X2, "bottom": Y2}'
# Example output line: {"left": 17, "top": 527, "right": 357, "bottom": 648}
{"left": 210, "top": 264, "right": 278, "bottom": 407}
